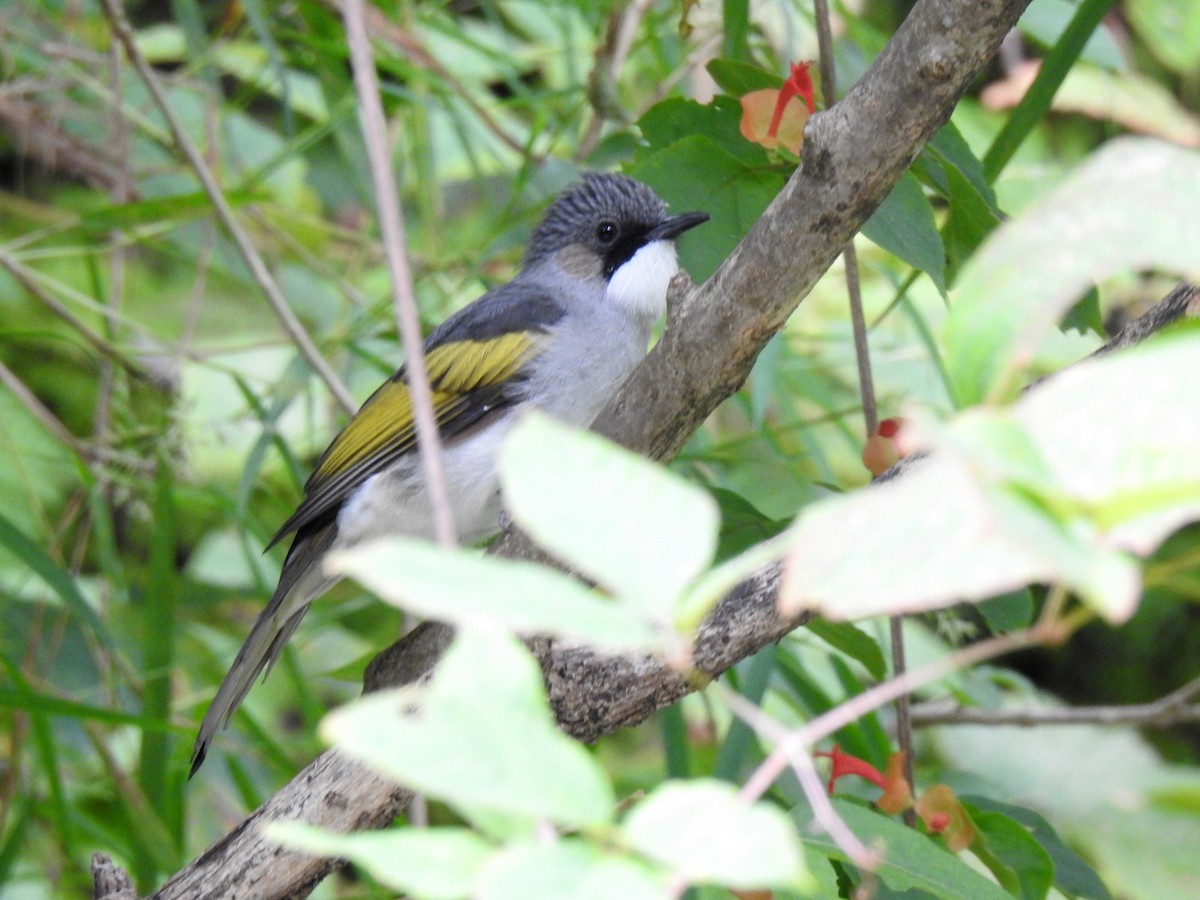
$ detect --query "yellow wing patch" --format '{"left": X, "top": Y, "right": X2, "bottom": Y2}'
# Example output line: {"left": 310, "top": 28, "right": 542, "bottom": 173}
{"left": 309, "top": 331, "right": 541, "bottom": 487}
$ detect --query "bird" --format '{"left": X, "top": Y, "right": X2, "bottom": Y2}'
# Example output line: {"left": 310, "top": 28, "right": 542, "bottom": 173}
{"left": 190, "top": 173, "right": 709, "bottom": 774}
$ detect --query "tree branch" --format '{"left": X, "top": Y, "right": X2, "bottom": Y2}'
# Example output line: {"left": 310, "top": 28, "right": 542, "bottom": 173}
{"left": 143, "top": 1, "right": 1042, "bottom": 896}
{"left": 911, "top": 671, "right": 1200, "bottom": 728}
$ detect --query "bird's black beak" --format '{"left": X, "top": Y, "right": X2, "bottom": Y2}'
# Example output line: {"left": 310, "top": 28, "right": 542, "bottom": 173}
{"left": 648, "top": 211, "right": 710, "bottom": 242}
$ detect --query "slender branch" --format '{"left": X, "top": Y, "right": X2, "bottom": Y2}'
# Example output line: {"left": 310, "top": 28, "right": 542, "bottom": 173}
{"left": 317, "top": 0, "right": 526, "bottom": 156}
{"left": 718, "top": 684, "right": 878, "bottom": 870}
{"left": 740, "top": 626, "right": 1043, "bottom": 806}
{"left": 342, "top": 0, "right": 457, "bottom": 548}
{"left": 813, "top": 0, "right": 910, "bottom": 829}
{"left": 911, "top": 673, "right": 1200, "bottom": 728}
{"left": 98, "top": 0, "right": 356, "bottom": 414}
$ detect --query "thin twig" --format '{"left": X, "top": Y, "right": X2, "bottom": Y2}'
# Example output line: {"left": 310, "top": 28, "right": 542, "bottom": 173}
{"left": 318, "top": 0, "right": 525, "bottom": 156}
{"left": 912, "top": 673, "right": 1200, "bottom": 728}
{"left": 717, "top": 684, "right": 878, "bottom": 870}
{"left": 577, "top": 0, "right": 654, "bottom": 160}
{"left": 342, "top": 0, "right": 457, "bottom": 549}
{"left": 813, "top": 0, "right": 907, "bottom": 825}
{"left": 99, "top": 0, "right": 356, "bottom": 414}
{"left": 0, "top": 252, "right": 155, "bottom": 383}
{"left": 740, "top": 624, "right": 1045, "bottom": 807}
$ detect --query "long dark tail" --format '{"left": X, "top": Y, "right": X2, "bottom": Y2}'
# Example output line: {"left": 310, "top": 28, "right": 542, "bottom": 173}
{"left": 189, "top": 524, "right": 337, "bottom": 776}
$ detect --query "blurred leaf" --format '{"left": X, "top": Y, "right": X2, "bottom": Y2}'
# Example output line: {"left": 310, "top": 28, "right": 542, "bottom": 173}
{"left": 805, "top": 619, "right": 887, "bottom": 681}
{"left": 323, "top": 628, "right": 615, "bottom": 827}
{"left": 983, "top": 0, "right": 1114, "bottom": 181}
{"left": 965, "top": 804, "right": 1055, "bottom": 900}
{"left": 861, "top": 172, "right": 946, "bottom": 296}
{"left": 941, "top": 164, "right": 1002, "bottom": 285}
{"left": 1019, "top": 0, "right": 1127, "bottom": 70}
{"left": 924, "top": 122, "right": 998, "bottom": 211}
{"left": 708, "top": 487, "right": 789, "bottom": 563}
{"left": 965, "top": 796, "right": 1113, "bottom": 900}
{"left": 499, "top": 413, "right": 718, "bottom": 626}
{"left": 476, "top": 840, "right": 667, "bottom": 900}
{"left": 268, "top": 824, "right": 493, "bottom": 898}
{"left": 794, "top": 799, "right": 1011, "bottom": 899}
{"left": 707, "top": 58, "right": 783, "bottom": 96}
{"left": 0, "top": 513, "right": 114, "bottom": 655}
{"left": 775, "top": 652, "right": 889, "bottom": 766}
{"left": 977, "top": 589, "right": 1036, "bottom": 633}
{"left": 624, "top": 780, "right": 811, "bottom": 889}
{"left": 328, "top": 538, "right": 659, "bottom": 651}
{"left": 947, "top": 139, "right": 1200, "bottom": 405}
{"left": 0, "top": 687, "right": 174, "bottom": 729}
{"left": 1061, "top": 287, "right": 1105, "bottom": 336}
{"left": 721, "top": 0, "right": 751, "bottom": 61}
{"left": 1125, "top": 0, "right": 1200, "bottom": 74}
{"left": 713, "top": 647, "right": 775, "bottom": 782}
{"left": 986, "top": 63, "right": 1200, "bottom": 148}
{"left": 138, "top": 460, "right": 178, "bottom": 852}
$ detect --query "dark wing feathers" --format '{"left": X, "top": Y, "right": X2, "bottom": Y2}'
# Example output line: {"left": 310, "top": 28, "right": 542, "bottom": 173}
{"left": 265, "top": 285, "right": 564, "bottom": 548}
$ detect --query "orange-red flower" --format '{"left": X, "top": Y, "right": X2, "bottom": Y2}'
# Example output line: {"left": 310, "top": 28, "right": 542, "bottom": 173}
{"left": 739, "top": 61, "right": 815, "bottom": 153}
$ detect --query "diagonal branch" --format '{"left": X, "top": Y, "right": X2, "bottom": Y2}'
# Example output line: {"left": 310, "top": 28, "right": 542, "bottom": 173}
{"left": 143, "top": 1, "right": 1038, "bottom": 897}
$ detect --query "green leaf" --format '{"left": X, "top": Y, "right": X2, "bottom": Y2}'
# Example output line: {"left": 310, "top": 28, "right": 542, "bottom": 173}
{"left": 965, "top": 804, "right": 1055, "bottom": 900}
{"left": 794, "top": 800, "right": 1011, "bottom": 900}
{"left": 977, "top": 589, "right": 1036, "bottom": 633}
{"left": 805, "top": 619, "right": 888, "bottom": 681}
{"left": 0, "top": 688, "right": 175, "bottom": 730}
{"left": 708, "top": 487, "right": 789, "bottom": 563}
{"left": 328, "top": 538, "right": 659, "bottom": 652}
{"left": 941, "top": 163, "right": 1002, "bottom": 286}
{"left": 268, "top": 824, "right": 493, "bottom": 898}
{"left": 706, "top": 58, "right": 782, "bottom": 95}
{"left": 1019, "top": 0, "right": 1127, "bottom": 70}
{"left": 632, "top": 135, "right": 784, "bottom": 282}
{"left": 926, "top": 122, "right": 998, "bottom": 211}
{"left": 964, "top": 796, "right": 1113, "bottom": 900}
{"left": 1125, "top": 0, "right": 1200, "bottom": 74}
{"left": 1014, "top": 329, "right": 1200, "bottom": 558}
{"left": 476, "top": 840, "right": 667, "bottom": 900}
{"left": 323, "top": 628, "right": 615, "bottom": 828}
{"left": 138, "top": 459, "right": 177, "bottom": 842}
{"left": 0, "top": 513, "right": 114, "bottom": 655}
{"left": 861, "top": 172, "right": 947, "bottom": 296}
{"left": 499, "top": 413, "right": 718, "bottom": 626}
{"left": 1061, "top": 287, "right": 1105, "bottom": 336}
{"left": 778, "top": 448, "right": 1133, "bottom": 621}
{"left": 637, "top": 96, "right": 768, "bottom": 165}
{"left": 947, "top": 139, "right": 1200, "bottom": 405}
{"left": 624, "top": 780, "right": 811, "bottom": 890}
{"left": 983, "top": 0, "right": 1114, "bottom": 181}
{"left": 712, "top": 647, "right": 776, "bottom": 782}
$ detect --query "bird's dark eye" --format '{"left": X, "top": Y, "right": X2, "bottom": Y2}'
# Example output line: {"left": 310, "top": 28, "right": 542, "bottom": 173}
{"left": 595, "top": 221, "right": 618, "bottom": 243}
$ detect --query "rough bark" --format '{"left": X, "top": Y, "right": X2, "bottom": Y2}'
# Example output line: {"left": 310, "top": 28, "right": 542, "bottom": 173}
{"left": 134, "top": 0, "right": 1041, "bottom": 896}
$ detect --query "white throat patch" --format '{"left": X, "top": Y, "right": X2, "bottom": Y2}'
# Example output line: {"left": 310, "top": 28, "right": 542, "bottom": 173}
{"left": 606, "top": 240, "right": 680, "bottom": 320}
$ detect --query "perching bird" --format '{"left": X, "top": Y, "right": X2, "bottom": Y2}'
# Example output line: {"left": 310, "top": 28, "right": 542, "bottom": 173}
{"left": 190, "top": 173, "right": 708, "bottom": 774}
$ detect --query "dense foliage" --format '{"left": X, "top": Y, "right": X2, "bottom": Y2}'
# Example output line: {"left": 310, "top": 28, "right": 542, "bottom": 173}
{"left": 2, "top": 0, "right": 1199, "bottom": 897}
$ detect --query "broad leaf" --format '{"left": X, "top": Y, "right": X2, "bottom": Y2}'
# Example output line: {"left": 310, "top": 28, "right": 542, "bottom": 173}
{"left": 623, "top": 780, "right": 811, "bottom": 890}
{"left": 861, "top": 172, "right": 946, "bottom": 295}
{"left": 794, "top": 800, "right": 1011, "bottom": 899}
{"left": 476, "top": 840, "right": 667, "bottom": 900}
{"left": 323, "top": 628, "right": 615, "bottom": 827}
{"left": 267, "top": 824, "right": 492, "bottom": 898}
{"left": 499, "top": 413, "right": 718, "bottom": 626}
{"left": 328, "top": 537, "right": 659, "bottom": 651}
{"left": 945, "top": 138, "right": 1200, "bottom": 405}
